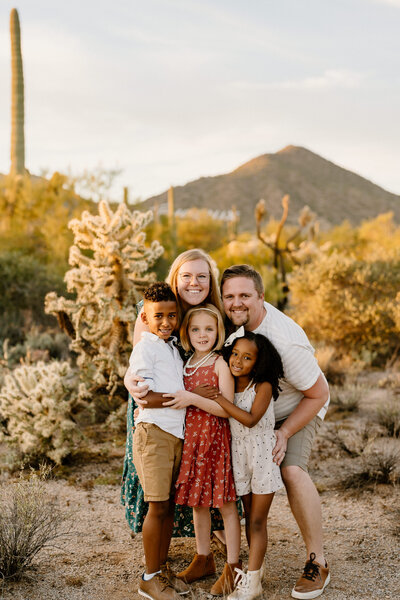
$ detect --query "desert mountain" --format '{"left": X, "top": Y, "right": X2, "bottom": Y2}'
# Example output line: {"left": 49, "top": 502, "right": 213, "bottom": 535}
{"left": 139, "top": 146, "right": 400, "bottom": 231}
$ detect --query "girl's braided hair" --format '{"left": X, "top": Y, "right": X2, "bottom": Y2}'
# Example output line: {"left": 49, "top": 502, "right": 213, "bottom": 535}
{"left": 222, "top": 331, "right": 284, "bottom": 400}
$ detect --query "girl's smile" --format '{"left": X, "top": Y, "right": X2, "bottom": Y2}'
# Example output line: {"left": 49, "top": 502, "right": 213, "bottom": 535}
{"left": 229, "top": 338, "right": 258, "bottom": 378}
{"left": 188, "top": 312, "right": 218, "bottom": 356}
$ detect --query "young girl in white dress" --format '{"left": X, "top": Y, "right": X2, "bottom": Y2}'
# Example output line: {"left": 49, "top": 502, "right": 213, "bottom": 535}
{"left": 212, "top": 328, "right": 284, "bottom": 600}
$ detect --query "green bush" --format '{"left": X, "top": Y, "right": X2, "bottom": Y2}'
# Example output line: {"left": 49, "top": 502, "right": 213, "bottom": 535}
{"left": 0, "top": 251, "right": 65, "bottom": 344}
{"left": 289, "top": 251, "right": 400, "bottom": 364}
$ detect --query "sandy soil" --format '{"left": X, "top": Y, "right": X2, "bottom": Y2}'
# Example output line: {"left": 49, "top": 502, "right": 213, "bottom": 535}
{"left": 1, "top": 374, "right": 400, "bottom": 600}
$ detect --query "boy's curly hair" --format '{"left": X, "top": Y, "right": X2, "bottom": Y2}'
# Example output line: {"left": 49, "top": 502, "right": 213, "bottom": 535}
{"left": 222, "top": 331, "right": 284, "bottom": 400}
{"left": 143, "top": 282, "right": 177, "bottom": 303}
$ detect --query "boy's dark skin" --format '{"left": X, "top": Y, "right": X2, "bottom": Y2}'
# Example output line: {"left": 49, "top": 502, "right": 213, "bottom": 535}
{"left": 138, "top": 299, "right": 179, "bottom": 574}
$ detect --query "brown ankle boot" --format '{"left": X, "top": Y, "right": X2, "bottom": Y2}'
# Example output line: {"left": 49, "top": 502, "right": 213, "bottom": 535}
{"left": 210, "top": 560, "right": 242, "bottom": 596}
{"left": 177, "top": 553, "right": 216, "bottom": 584}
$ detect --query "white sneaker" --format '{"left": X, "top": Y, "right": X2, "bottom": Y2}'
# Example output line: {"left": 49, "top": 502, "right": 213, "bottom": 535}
{"left": 260, "top": 560, "right": 266, "bottom": 580}
{"left": 227, "top": 568, "right": 263, "bottom": 600}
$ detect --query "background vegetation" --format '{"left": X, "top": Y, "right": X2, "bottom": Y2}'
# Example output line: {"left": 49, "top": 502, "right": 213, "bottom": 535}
{"left": 0, "top": 170, "right": 399, "bottom": 468}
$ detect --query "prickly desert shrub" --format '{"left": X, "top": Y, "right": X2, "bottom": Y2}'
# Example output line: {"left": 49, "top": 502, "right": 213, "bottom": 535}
{"left": 340, "top": 441, "right": 400, "bottom": 490}
{"left": 0, "top": 361, "right": 82, "bottom": 464}
{"left": 45, "top": 200, "right": 163, "bottom": 399}
{"left": 0, "top": 468, "right": 69, "bottom": 580}
{"left": 376, "top": 402, "right": 400, "bottom": 438}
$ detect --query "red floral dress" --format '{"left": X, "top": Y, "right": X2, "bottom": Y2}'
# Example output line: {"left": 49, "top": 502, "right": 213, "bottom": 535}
{"left": 175, "top": 356, "right": 236, "bottom": 508}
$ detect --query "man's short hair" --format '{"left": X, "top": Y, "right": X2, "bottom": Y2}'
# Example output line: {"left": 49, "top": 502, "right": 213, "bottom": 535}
{"left": 220, "top": 265, "right": 264, "bottom": 296}
{"left": 143, "top": 282, "right": 177, "bottom": 304}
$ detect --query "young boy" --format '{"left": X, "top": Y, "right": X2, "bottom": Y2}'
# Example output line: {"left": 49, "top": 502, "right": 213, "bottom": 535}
{"left": 130, "top": 282, "right": 189, "bottom": 600}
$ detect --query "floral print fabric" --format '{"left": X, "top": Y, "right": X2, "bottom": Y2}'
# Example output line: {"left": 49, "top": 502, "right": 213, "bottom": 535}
{"left": 175, "top": 358, "right": 236, "bottom": 508}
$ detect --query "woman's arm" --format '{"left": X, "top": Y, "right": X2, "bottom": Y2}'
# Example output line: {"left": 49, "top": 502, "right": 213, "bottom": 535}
{"left": 124, "top": 368, "right": 149, "bottom": 398}
{"left": 214, "top": 381, "right": 273, "bottom": 428}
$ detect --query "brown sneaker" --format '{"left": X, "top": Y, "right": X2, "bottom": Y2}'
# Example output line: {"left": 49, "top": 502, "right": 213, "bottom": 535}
{"left": 139, "top": 573, "right": 180, "bottom": 600}
{"left": 291, "top": 553, "right": 330, "bottom": 599}
{"left": 177, "top": 552, "right": 216, "bottom": 584}
{"left": 210, "top": 561, "right": 242, "bottom": 596}
{"left": 161, "top": 562, "right": 190, "bottom": 595}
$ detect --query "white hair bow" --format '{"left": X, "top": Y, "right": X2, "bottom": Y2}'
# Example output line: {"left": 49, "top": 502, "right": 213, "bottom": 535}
{"left": 224, "top": 326, "right": 245, "bottom": 347}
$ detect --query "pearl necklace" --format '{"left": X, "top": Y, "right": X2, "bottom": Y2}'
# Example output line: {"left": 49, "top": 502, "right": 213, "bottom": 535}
{"left": 183, "top": 351, "right": 215, "bottom": 376}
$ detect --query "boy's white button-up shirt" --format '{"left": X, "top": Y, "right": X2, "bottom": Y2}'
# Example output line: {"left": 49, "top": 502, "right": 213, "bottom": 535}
{"left": 129, "top": 332, "right": 186, "bottom": 439}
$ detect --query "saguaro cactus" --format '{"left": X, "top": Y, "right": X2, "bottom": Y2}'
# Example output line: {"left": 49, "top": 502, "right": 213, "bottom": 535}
{"left": 10, "top": 8, "right": 25, "bottom": 175}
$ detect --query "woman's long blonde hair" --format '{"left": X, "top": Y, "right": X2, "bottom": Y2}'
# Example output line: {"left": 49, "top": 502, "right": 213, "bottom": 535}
{"left": 166, "top": 249, "right": 224, "bottom": 317}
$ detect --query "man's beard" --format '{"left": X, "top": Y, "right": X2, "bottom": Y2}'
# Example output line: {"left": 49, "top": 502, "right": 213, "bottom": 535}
{"left": 229, "top": 310, "right": 249, "bottom": 327}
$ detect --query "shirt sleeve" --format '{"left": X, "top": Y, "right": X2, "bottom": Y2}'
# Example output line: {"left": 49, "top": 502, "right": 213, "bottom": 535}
{"left": 128, "top": 342, "right": 155, "bottom": 391}
{"left": 280, "top": 342, "right": 321, "bottom": 392}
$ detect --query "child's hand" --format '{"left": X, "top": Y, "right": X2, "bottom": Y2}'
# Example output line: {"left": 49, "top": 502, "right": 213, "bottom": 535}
{"left": 192, "top": 384, "right": 219, "bottom": 399}
{"left": 162, "top": 390, "right": 193, "bottom": 409}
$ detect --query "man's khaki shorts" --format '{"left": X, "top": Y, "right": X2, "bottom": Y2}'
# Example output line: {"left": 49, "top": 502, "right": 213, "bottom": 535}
{"left": 275, "top": 415, "right": 322, "bottom": 472}
{"left": 132, "top": 422, "right": 183, "bottom": 502}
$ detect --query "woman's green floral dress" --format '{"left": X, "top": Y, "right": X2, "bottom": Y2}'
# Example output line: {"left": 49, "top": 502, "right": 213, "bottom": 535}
{"left": 121, "top": 396, "right": 226, "bottom": 535}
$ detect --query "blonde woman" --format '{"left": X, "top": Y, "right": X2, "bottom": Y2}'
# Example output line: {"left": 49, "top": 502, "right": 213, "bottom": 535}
{"left": 132, "top": 248, "right": 223, "bottom": 346}
{"left": 121, "top": 249, "right": 230, "bottom": 546}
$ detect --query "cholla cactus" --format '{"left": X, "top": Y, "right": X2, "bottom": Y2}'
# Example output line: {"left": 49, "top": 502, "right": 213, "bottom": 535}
{"left": 45, "top": 200, "right": 163, "bottom": 397}
{"left": 0, "top": 361, "right": 80, "bottom": 464}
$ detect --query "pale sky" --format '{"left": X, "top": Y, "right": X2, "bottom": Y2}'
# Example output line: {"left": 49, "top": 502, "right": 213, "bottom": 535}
{"left": 1, "top": 0, "right": 400, "bottom": 202}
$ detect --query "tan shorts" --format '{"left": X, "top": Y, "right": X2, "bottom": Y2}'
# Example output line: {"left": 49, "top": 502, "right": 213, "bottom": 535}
{"left": 132, "top": 422, "right": 183, "bottom": 502}
{"left": 275, "top": 415, "right": 322, "bottom": 472}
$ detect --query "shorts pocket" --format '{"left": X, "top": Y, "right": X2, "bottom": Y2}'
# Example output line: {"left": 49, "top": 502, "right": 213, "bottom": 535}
{"left": 134, "top": 423, "right": 149, "bottom": 453}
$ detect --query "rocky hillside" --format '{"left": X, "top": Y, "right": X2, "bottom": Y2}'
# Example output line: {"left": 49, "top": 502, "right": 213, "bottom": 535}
{"left": 139, "top": 146, "right": 400, "bottom": 230}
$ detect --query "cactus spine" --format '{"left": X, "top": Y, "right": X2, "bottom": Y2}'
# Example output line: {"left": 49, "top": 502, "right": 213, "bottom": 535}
{"left": 10, "top": 8, "right": 25, "bottom": 175}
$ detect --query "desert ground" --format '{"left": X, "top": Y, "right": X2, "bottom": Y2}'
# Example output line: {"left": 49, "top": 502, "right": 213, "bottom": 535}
{"left": 1, "top": 370, "right": 399, "bottom": 600}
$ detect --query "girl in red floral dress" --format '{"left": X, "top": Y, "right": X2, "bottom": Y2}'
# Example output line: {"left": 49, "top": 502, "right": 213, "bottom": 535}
{"left": 163, "top": 304, "right": 241, "bottom": 596}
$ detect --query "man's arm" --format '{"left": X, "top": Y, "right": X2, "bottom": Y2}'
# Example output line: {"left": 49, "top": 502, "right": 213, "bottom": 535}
{"left": 272, "top": 373, "right": 329, "bottom": 462}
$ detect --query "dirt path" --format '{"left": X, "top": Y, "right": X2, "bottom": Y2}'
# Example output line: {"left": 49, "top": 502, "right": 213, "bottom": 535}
{"left": 2, "top": 376, "right": 400, "bottom": 600}
{"left": 2, "top": 476, "right": 399, "bottom": 600}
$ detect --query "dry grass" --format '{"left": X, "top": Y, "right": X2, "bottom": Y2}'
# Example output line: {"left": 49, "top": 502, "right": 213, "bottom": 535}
{"left": 327, "top": 424, "right": 376, "bottom": 458}
{"left": 329, "top": 383, "right": 363, "bottom": 415}
{"left": 0, "top": 467, "right": 70, "bottom": 581}
{"left": 339, "top": 441, "right": 400, "bottom": 491}
{"left": 376, "top": 402, "right": 400, "bottom": 438}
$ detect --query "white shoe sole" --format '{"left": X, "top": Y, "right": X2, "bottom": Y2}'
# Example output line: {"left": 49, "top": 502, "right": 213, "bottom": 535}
{"left": 139, "top": 584, "right": 187, "bottom": 599}
{"left": 291, "top": 572, "right": 331, "bottom": 599}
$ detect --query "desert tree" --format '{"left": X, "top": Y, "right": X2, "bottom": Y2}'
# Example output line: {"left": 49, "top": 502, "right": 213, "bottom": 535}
{"left": 255, "top": 195, "right": 318, "bottom": 310}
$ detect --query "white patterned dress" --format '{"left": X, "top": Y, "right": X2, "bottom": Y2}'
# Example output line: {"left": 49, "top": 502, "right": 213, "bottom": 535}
{"left": 229, "top": 383, "right": 283, "bottom": 496}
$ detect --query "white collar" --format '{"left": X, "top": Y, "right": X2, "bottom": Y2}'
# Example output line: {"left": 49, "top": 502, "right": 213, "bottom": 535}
{"left": 140, "top": 332, "right": 178, "bottom": 345}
